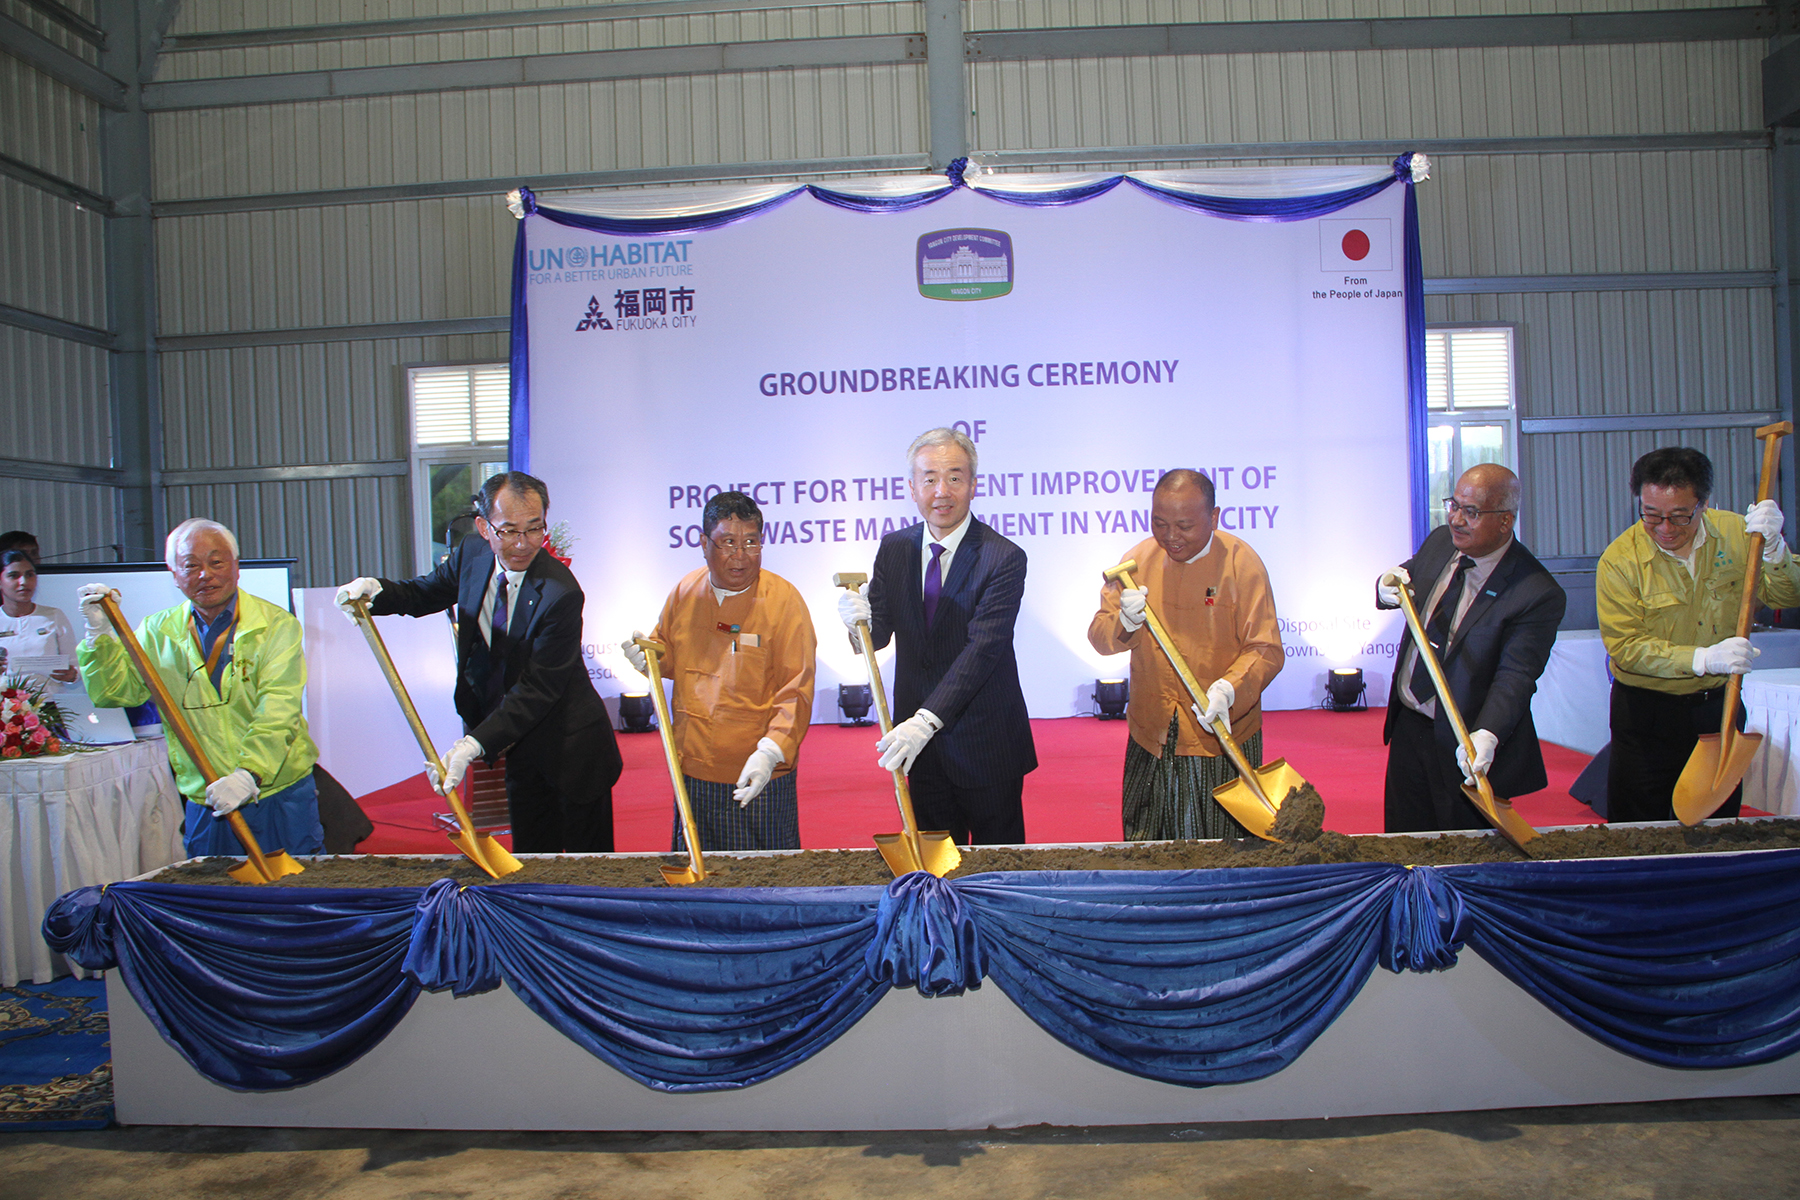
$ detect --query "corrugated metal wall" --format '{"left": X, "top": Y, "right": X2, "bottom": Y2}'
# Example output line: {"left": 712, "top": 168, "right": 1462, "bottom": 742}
{"left": 6, "top": 0, "right": 1783, "bottom": 595}
{"left": 0, "top": 0, "right": 116, "bottom": 562}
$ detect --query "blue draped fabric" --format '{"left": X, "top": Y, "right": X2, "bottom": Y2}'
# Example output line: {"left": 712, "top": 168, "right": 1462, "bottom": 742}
{"left": 46, "top": 851, "right": 1800, "bottom": 1095}
{"left": 1398, "top": 152, "right": 1432, "bottom": 545}
{"left": 1443, "top": 850, "right": 1800, "bottom": 1068}
{"left": 956, "top": 865, "right": 1408, "bottom": 1086}
{"left": 42, "top": 883, "right": 420, "bottom": 1091}
{"left": 1126, "top": 168, "right": 1400, "bottom": 222}
{"left": 508, "top": 208, "right": 532, "bottom": 472}
{"left": 403, "top": 878, "right": 892, "bottom": 1091}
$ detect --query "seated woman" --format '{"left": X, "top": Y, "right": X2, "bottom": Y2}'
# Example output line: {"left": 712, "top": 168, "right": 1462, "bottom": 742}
{"left": 0, "top": 549, "right": 78, "bottom": 683}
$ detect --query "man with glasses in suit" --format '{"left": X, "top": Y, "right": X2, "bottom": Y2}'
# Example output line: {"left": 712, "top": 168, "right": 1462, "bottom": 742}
{"left": 76, "top": 518, "right": 324, "bottom": 859}
{"left": 1376, "top": 464, "right": 1566, "bottom": 832}
{"left": 837, "top": 427, "right": 1037, "bottom": 845}
{"left": 623, "top": 490, "right": 816, "bottom": 851}
{"left": 337, "top": 471, "right": 622, "bottom": 852}
{"left": 1597, "top": 447, "right": 1800, "bottom": 822}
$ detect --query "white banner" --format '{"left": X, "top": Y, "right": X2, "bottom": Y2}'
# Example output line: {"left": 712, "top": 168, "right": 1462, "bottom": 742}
{"left": 523, "top": 175, "right": 1415, "bottom": 720}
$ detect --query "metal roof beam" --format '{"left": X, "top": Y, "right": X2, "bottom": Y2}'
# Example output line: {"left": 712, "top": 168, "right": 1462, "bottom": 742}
{"left": 161, "top": 0, "right": 899, "bottom": 51}
{"left": 15, "top": 0, "right": 105, "bottom": 47}
{"left": 0, "top": 300, "right": 115, "bottom": 348}
{"left": 0, "top": 150, "right": 116, "bottom": 214}
{"left": 141, "top": 7, "right": 1783, "bottom": 111}
{"left": 0, "top": 11, "right": 126, "bottom": 107}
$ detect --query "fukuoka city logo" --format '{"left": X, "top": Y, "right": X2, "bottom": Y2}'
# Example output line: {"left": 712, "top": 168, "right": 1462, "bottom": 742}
{"left": 917, "top": 228, "right": 1014, "bottom": 301}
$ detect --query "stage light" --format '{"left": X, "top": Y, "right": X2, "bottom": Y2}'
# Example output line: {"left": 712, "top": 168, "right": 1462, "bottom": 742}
{"left": 839, "top": 683, "right": 873, "bottom": 726}
{"left": 1325, "top": 668, "right": 1366, "bottom": 712}
{"left": 617, "top": 693, "right": 657, "bottom": 733}
{"left": 1094, "top": 678, "right": 1129, "bottom": 719}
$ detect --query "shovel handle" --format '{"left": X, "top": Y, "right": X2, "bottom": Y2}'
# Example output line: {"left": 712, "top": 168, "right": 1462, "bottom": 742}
{"left": 1103, "top": 563, "right": 1277, "bottom": 815}
{"left": 95, "top": 593, "right": 282, "bottom": 880}
{"left": 1718, "top": 422, "right": 1794, "bottom": 751}
{"left": 635, "top": 638, "right": 706, "bottom": 882}
{"left": 348, "top": 598, "right": 485, "bottom": 842}
{"left": 1393, "top": 581, "right": 1508, "bottom": 815}
{"left": 835, "top": 578, "right": 926, "bottom": 858}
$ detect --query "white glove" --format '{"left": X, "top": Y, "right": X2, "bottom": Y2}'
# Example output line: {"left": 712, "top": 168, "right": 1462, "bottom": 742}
{"left": 76, "top": 583, "right": 119, "bottom": 638}
{"left": 838, "top": 587, "right": 871, "bottom": 631}
{"left": 334, "top": 577, "right": 382, "bottom": 621}
{"left": 733, "top": 737, "right": 785, "bottom": 806}
{"left": 428, "top": 735, "right": 483, "bottom": 796}
{"left": 1193, "top": 678, "right": 1236, "bottom": 736}
{"left": 877, "top": 709, "right": 941, "bottom": 774}
{"left": 1118, "top": 586, "right": 1148, "bottom": 633}
{"left": 1694, "top": 637, "right": 1760, "bottom": 677}
{"left": 622, "top": 631, "right": 649, "bottom": 676}
{"left": 1746, "top": 500, "right": 1788, "bottom": 563}
{"left": 1377, "top": 565, "right": 1411, "bottom": 608}
{"left": 1455, "top": 728, "right": 1499, "bottom": 786}
{"left": 204, "top": 768, "right": 258, "bottom": 817}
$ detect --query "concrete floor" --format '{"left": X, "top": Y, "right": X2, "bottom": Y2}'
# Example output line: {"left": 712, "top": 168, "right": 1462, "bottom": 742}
{"left": 2, "top": 1096, "right": 1796, "bottom": 1200}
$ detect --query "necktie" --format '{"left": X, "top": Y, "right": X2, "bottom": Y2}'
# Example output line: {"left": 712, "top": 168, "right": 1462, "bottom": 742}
{"left": 924, "top": 543, "right": 945, "bottom": 628}
{"left": 485, "top": 573, "right": 510, "bottom": 711}
{"left": 1409, "top": 554, "right": 1475, "bottom": 702}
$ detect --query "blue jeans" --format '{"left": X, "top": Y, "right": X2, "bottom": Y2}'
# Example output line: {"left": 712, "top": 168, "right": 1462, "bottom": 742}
{"left": 185, "top": 771, "right": 325, "bottom": 859}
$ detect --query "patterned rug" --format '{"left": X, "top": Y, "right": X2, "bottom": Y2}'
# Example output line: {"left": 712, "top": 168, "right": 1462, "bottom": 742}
{"left": 0, "top": 976, "right": 112, "bottom": 1131}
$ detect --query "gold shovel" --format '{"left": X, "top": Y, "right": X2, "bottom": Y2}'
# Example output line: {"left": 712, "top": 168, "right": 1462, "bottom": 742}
{"left": 833, "top": 573, "right": 961, "bottom": 878}
{"left": 1673, "top": 420, "right": 1794, "bottom": 825}
{"left": 1102, "top": 560, "right": 1303, "bottom": 843}
{"left": 1393, "top": 581, "right": 1539, "bottom": 853}
{"left": 633, "top": 636, "right": 707, "bottom": 885}
{"left": 97, "top": 593, "right": 303, "bottom": 884}
{"left": 348, "top": 598, "right": 521, "bottom": 879}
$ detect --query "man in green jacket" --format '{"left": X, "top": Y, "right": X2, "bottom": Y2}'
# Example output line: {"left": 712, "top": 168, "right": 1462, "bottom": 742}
{"left": 77, "top": 518, "right": 322, "bottom": 858}
{"left": 1597, "top": 446, "right": 1800, "bottom": 822}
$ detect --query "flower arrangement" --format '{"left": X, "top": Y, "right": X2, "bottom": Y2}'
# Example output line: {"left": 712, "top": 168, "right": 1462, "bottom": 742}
{"left": 542, "top": 520, "right": 578, "bottom": 567}
{"left": 0, "top": 674, "right": 69, "bottom": 759}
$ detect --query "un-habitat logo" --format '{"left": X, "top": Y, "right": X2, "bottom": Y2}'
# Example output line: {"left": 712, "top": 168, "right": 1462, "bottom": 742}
{"left": 917, "top": 229, "right": 1013, "bottom": 301}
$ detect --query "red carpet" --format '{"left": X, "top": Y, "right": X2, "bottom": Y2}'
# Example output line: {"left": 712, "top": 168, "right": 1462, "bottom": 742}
{"left": 354, "top": 711, "right": 1608, "bottom": 855}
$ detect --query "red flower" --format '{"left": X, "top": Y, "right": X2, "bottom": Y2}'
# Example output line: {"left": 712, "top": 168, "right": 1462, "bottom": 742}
{"left": 2, "top": 746, "right": 18, "bottom": 759}
{"left": 44, "top": 738, "right": 60, "bottom": 753}
{"left": 29, "top": 728, "right": 46, "bottom": 746}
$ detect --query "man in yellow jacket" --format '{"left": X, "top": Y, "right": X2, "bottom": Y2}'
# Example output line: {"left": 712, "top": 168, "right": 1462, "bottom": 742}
{"left": 1598, "top": 446, "right": 1800, "bottom": 822}
{"left": 76, "top": 518, "right": 322, "bottom": 858}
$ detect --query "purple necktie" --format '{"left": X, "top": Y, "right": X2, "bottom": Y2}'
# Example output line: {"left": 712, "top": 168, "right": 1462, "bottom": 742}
{"left": 924, "top": 543, "right": 944, "bottom": 628}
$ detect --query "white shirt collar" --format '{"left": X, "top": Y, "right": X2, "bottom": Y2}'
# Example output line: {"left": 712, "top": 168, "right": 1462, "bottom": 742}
{"left": 927, "top": 513, "right": 973, "bottom": 554}
{"left": 1654, "top": 514, "right": 1707, "bottom": 576}
{"left": 711, "top": 581, "right": 751, "bottom": 604}
{"left": 1181, "top": 533, "right": 1215, "bottom": 564}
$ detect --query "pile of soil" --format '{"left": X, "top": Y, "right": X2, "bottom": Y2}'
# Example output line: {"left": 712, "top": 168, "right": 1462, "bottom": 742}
{"left": 151, "top": 798, "right": 1800, "bottom": 890}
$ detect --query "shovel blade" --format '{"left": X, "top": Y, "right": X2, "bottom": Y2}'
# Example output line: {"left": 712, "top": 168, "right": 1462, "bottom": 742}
{"left": 874, "top": 831, "right": 961, "bottom": 877}
{"left": 1673, "top": 729, "right": 1763, "bottom": 826}
{"left": 227, "top": 851, "right": 305, "bottom": 884}
{"left": 660, "top": 862, "right": 704, "bottom": 886}
{"left": 449, "top": 829, "right": 523, "bottom": 879}
{"left": 1459, "top": 784, "right": 1540, "bottom": 854}
{"left": 1213, "top": 758, "right": 1309, "bottom": 843}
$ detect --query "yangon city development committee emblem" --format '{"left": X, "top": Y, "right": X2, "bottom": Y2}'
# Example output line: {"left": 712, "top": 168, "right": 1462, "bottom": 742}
{"left": 917, "top": 229, "right": 1013, "bottom": 301}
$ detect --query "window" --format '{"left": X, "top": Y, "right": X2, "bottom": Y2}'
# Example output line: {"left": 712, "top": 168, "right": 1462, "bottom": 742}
{"left": 408, "top": 364, "right": 510, "bottom": 570}
{"left": 1425, "top": 326, "right": 1518, "bottom": 529}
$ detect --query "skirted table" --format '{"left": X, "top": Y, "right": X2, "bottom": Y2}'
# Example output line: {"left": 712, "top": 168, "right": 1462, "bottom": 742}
{"left": 4, "top": 739, "right": 184, "bottom": 985}
{"left": 42, "top": 839, "right": 1800, "bottom": 1129}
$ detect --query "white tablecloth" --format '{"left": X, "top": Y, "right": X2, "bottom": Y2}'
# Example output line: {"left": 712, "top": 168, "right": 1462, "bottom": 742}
{"left": 1742, "top": 667, "right": 1800, "bottom": 817}
{"left": 1, "top": 738, "right": 184, "bottom": 984}
{"left": 1532, "top": 628, "right": 1800, "bottom": 755}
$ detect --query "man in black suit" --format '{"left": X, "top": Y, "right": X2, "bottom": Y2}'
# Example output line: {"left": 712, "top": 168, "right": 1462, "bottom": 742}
{"left": 838, "top": 428, "right": 1037, "bottom": 844}
{"left": 1376, "top": 463, "right": 1566, "bottom": 832}
{"left": 335, "top": 471, "right": 622, "bottom": 851}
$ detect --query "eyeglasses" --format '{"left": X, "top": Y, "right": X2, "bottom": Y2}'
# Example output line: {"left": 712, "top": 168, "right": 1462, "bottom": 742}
{"left": 1640, "top": 509, "right": 1698, "bottom": 528}
{"left": 485, "top": 521, "right": 547, "bottom": 544}
{"left": 708, "top": 536, "right": 763, "bottom": 556}
{"left": 1442, "top": 498, "right": 1513, "bottom": 521}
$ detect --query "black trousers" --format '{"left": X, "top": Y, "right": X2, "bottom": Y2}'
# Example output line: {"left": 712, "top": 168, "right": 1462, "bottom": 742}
{"left": 1383, "top": 706, "right": 1491, "bottom": 833}
{"left": 505, "top": 752, "right": 615, "bottom": 853}
{"left": 1607, "top": 680, "right": 1743, "bottom": 824}
{"left": 908, "top": 750, "right": 1027, "bottom": 846}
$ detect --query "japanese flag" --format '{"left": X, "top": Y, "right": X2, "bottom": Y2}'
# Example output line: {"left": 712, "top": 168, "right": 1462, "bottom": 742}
{"left": 1320, "top": 218, "right": 1393, "bottom": 272}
